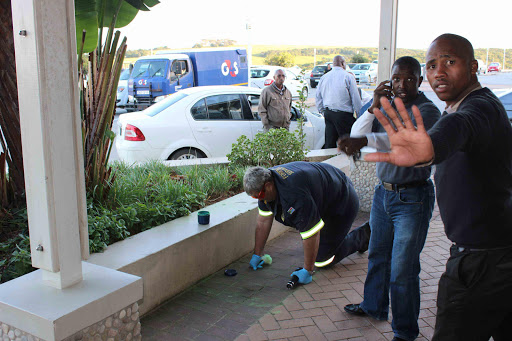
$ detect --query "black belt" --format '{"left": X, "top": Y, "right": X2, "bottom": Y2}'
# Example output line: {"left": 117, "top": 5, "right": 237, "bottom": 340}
{"left": 453, "top": 244, "right": 512, "bottom": 252}
{"left": 381, "top": 180, "right": 428, "bottom": 192}
{"left": 325, "top": 108, "right": 351, "bottom": 113}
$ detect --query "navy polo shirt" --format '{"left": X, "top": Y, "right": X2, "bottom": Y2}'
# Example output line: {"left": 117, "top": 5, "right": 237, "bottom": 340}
{"left": 257, "top": 161, "right": 352, "bottom": 239}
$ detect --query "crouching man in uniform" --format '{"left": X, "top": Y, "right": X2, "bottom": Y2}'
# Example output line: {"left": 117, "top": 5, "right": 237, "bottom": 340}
{"left": 243, "top": 161, "right": 370, "bottom": 284}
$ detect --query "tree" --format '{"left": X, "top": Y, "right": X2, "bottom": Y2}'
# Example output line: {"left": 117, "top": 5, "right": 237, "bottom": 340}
{"left": 351, "top": 54, "right": 368, "bottom": 63}
{"left": 265, "top": 52, "right": 295, "bottom": 67}
{"left": 0, "top": 0, "right": 159, "bottom": 211}
{"left": 75, "top": 0, "right": 160, "bottom": 202}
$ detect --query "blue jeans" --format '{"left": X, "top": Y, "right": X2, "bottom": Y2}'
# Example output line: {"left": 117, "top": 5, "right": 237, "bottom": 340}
{"left": 360, "top": 181, "right": 435, "bottom": 341}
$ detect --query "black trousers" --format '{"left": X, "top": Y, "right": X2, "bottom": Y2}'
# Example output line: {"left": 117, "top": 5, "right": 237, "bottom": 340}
{"left": 324, "top": 109, "right": 356, "bottom": 148}
{"left": 316, "top": 183, "right": 369, "bottom": 266}
{"left": 432, "top": 245, "right": 512, "bottom": 341}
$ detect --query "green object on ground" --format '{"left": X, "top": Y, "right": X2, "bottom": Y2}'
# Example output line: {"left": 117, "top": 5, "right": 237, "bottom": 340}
{"left": 261, "top": 254, "right": 272, "bottom": 265}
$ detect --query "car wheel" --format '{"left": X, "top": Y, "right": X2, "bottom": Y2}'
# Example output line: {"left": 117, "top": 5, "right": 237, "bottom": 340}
{"left": 302, "top": 87, "right": 309, "bottom": 98}
{"left": 310, "top": 81, "right": 316, "bottom": 88}
{"left": 169, "top": 148, "right": 206, "bottom": 160}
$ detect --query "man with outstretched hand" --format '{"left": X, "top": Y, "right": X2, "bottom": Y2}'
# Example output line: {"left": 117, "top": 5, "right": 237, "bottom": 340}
{"left": 244, "top": 162, "right": 370, "bottom": 285}
{"left": 366, "top": 34, "right": 512, "bottom": 341}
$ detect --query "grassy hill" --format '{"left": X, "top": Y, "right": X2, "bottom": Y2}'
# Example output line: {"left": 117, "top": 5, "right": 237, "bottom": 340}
{"left": 122, "top": 45, "right": 511, "bottom": 70}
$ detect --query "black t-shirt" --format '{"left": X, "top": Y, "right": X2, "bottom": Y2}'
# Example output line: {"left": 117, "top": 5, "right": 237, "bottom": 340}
{"left": 429, "top": 88, "right": 512, "bottom": 248}
{"left": 257, "top": 161, "right": 354, "bottom": 239}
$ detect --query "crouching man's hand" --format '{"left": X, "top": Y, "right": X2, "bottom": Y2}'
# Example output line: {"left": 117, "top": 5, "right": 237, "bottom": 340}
{"left": 291, "top": 268, "right": 313, "bottom": 284}
{"left": 250, "top": 254, "right": 264, "bottom": 270}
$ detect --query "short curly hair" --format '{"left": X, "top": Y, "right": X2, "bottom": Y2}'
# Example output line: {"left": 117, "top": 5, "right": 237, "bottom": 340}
{"left": 243, "top": 167, "right": 272, "bottom": 195}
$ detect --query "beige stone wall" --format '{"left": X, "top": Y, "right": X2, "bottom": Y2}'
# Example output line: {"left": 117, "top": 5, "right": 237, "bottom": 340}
{"left": 63, "top": 303, "right": 141, "bottom": 341}
{"left": 350, "top": 160, "right": 379, "bottom": 212}
{"left": 0, "top": 302, "right": 141, "bottom": 341}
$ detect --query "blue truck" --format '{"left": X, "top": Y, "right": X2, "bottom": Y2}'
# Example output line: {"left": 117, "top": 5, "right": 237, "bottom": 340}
{"left": 128, "top": 47, "right": 248, "bottom": 109}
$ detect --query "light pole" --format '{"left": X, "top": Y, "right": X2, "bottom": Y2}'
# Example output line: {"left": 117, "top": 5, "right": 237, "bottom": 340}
{"left": 246, "top": 19, "right": 252, "bottom": 87}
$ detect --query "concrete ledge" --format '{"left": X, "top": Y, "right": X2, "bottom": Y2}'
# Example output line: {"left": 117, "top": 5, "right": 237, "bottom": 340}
{"left": 88, "top": 193, "right": 291, "bottom": 316}
{"left": 119, "top": 149, "right": 340, "bottom": 168}
{"left": 0, "top": 262, "right": 142, "bottom": 341}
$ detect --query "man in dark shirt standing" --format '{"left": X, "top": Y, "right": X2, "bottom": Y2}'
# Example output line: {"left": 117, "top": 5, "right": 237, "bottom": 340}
{"left": 243, "top": 162, "right": 370, "bottom": 284}
{"left": 365, "top": 34, "right": 512, "bottom": 340}
{"left": 338, "top": 57, "right": 440, "bottom": 341}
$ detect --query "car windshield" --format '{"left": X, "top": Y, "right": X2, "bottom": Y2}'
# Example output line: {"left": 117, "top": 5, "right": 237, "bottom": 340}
{"left": 351, "top": 64, "right": 370, "bottom": 70}
{"left": 490, "top": 63, "right": 499, "bottom": 66}
{"left": 144, "top": 92, "right": 188, "bottom": 117}
{"left": 119, "top": 69, "right": 131, "bottom": 80}
{"left": 131, "top": 60, "right": 168, "bottom": 78}
{"left": 312, "top": 66, "right": 327, "bottom": 73}
{"left": 251, "top": 69, "right": 270, "bottom": 78}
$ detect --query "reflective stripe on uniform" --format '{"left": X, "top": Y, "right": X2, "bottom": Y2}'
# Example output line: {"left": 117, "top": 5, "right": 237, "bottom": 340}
{"left": 300, "top": 219, "right": 324, "bottom": 239}
{"left": 315, "top": 255, "right": 335, "bottom": 267}
{"left": 258, "top": 208, "right": 273, "bottom": 217}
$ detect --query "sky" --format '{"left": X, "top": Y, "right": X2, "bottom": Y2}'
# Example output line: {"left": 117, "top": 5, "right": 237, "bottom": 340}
{"left": 118, "top": 0, "right": 512, "bottom": 51}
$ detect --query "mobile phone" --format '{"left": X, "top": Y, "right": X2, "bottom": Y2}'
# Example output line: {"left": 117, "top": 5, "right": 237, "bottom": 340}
{"left": 388, "top": 80, "right": 394, "bottom": 100}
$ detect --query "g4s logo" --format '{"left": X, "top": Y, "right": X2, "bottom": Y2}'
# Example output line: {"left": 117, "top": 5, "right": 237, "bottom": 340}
{"left": 221, "top": 60, "right": 239, "bottom": 77}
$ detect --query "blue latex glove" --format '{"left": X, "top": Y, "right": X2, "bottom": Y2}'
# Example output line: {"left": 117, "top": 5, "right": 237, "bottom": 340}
{"left": 291, "top": 268, "right": 313, "bottom": 284}
{"left": 250, "top": 254, "right": 264, "bottom": 270}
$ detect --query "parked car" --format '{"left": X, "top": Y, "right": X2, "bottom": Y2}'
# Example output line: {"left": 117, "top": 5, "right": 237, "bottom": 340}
{"left": 497, "top": 89, "right": 512, "bottom": 123}
{"left": 309, "top": 63, "right": 353, "bottom": 88}
{"left": 309, "top": 65, "right": 327, "bottom": 88}
{"left": 116, "top": 68, "right": 135, "bottom": 111}
{"left": 350, "top": 63, "right": 378, "bottom": 84}
{"left": 488, "top": 62, "right": 501, "bottom": 73}
{"left": 115, "top": 86, "right": 325, "bottom": 162}
{"left": 250, "top": 66, "right": 308, "bottom": 98}
{"left": 477, "top": 59, "right": 487, "bottom": 74}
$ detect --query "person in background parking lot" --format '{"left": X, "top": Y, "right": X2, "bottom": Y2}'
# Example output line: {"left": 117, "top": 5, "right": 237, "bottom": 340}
{"left": 364, "top": 33, "right": 512, "bottom": 341}
{"left": 258, "top": 69, "right": 292, "bottom": 131}
{"left": 316, "top": 55, "right": 362, "bottom": 148}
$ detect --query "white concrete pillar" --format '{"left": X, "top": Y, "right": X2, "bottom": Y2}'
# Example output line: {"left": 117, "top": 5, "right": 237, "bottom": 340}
{"left": 11, "top": 0, "right": 88, "bottom": 289}
{"left": 378, "top": 0, "right": 398, "bottom": 82}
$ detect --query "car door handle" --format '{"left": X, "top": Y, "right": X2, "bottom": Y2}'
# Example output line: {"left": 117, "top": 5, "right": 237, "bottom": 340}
{"left": 257, "top": 129, "right": 264, "bottom": 132}
{"left": 197, "top": 128, "right": 212, "bottom": 133}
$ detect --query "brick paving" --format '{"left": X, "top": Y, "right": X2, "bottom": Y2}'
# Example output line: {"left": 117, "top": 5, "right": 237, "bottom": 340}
{"left": 141, "top": 205, "right": 449, "bottom": 340}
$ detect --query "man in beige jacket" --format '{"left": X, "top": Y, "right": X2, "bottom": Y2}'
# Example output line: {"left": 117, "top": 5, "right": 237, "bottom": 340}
{"left": 258, "top": 69, "right": 292, "bottom": 131}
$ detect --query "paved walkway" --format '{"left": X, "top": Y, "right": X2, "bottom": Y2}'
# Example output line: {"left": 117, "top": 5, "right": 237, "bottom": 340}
{"left": 141, "top": 205, "right": 450, "bottom": 340}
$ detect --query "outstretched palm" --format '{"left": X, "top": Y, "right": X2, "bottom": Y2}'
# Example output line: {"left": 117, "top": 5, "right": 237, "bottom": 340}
{"left": 365, "top": 97, "right": 434, "bottom": 167}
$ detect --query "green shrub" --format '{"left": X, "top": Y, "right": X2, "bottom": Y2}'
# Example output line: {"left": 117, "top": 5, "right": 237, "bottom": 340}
{"left": 1, "top": 162, "right": 246, "bottom": 281}
{"left": 227, "top": 128, "right": 308, "bottom": 167}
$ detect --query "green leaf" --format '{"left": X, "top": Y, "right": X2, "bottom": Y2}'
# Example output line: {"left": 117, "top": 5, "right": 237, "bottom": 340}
{"left": 75, "top": 0, "right": 160, "bottom": 53}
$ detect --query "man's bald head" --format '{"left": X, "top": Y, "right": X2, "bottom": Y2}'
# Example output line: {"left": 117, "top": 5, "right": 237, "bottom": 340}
{"left": 430, "top": 33, "right": 475, "bottom": 63}
{"left": 333, "top": 55, "right": 346, "bottom": 68}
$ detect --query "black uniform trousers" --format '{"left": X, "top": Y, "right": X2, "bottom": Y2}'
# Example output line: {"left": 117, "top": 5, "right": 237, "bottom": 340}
{"left": 324, "top": 109, "right": 356, "bottom": 148}
{"left": 316, "top": 181, "right": 369, "bottom": 265}
{"left": 432, "top": 245, "right": 512, "bottom": 341}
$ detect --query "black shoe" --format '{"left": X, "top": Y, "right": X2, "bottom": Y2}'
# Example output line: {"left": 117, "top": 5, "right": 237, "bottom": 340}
{"left": 392, "top": 338, "right": 407, "bottom": 341}
{"left": 344, "top": 303, "right": 367, "bottom": 316}
{"left": 357, "top": 222, "right": 371, "bottom": 253}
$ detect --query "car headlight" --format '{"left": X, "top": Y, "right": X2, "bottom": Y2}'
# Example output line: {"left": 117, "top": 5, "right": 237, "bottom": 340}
{"left": 128, "top": 95, "right": 135, "bottom": 102}
{"left": 154, "top": 95, "right": 169, "bottom": 103}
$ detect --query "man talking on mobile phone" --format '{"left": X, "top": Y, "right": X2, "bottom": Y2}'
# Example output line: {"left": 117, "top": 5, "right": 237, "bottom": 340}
{"left": 338, "top": 57, "right": 440, "bottom": 341}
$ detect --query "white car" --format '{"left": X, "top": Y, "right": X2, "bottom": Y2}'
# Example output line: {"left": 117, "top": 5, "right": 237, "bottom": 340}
{"left": 116, "top": 68, "right": 135, "bottom": 111}
{"left": 250, "top": 66, "right": 309, "bottom": 98}
{"left": 350, "top": 63, "right": 378, "bottom": 84}
{"left": 115, "top": 86, "right": 325, "bottom": 162}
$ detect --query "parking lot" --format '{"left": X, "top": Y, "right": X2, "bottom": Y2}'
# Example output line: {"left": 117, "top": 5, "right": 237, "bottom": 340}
{"left": 110, "top": 71, "right": 512, "bottom": 163}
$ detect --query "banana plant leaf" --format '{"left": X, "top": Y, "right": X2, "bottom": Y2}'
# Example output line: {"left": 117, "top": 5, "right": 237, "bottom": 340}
{"left": 75, "top": 0, "right": 160, "bottom": 53}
